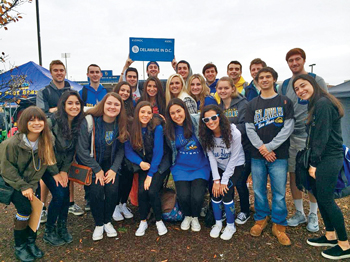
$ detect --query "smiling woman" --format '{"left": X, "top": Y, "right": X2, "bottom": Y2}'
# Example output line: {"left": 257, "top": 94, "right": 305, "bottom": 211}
{"left": 76, "top": 92, "right": 128, "bottom": 242}
{"left": 124, "top": 101, "right": 171, "bottom": 237}
{"left": 165, "top": 98, "right": 210, "bottom": 232}
{"left": 0, "top": 106, "right": 55, "bottom": 261}
{"left": 165, "top": 74, "right": 198, "bottom": 114}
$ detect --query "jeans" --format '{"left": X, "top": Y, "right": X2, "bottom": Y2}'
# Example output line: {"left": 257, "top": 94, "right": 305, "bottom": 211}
{"left": 251, "top": 158, "right": 288, "bottom": 226}
{"left": 41, "top": 171, "right": 70, "bottom": 226}
{"left": 175, "top": 179, "right": 207, "bottom": 217}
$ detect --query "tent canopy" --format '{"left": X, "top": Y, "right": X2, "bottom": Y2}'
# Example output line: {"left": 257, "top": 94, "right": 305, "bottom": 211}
{"left": 0, "top": 61, "right": 82, "bottom": 101}
{"left": 330, "top": 81, "right": 350, "bottom": 147}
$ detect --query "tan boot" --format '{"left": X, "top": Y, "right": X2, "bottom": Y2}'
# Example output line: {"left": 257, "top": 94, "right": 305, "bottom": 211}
{"left": 250, "top": 217, "right": 269, "bottom": 237}
{"left": 272, "top": 223, "right": 291, "bottom": 246}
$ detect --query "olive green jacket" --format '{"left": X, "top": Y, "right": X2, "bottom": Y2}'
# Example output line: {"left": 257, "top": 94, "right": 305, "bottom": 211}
{"left": 0, "top": 133, "right": 48, "bottom": 192}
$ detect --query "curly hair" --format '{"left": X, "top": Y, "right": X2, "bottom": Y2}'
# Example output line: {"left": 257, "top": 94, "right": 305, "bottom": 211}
{"left": 199, "top": 105, "right": 232, "bottom": 151}
{"left": 55, "top": 90, "right": 85, "bottom": 142}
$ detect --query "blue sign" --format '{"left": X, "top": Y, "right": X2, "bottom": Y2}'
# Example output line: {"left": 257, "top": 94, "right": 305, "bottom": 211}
{"left": 129, "top": 37, "right": 175, "bottom": 62}
{"left": 101, "top": 70, "right": 113, "bottom": 77}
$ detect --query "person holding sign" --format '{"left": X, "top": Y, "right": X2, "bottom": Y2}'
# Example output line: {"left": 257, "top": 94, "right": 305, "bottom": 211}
{"left": 0, "top": 106, "right": 56, "bottom": 262}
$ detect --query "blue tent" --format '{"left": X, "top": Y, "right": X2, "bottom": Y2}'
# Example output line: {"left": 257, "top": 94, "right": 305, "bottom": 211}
{"left": 329, "top": 81, "right": 350, "bottom": 147}
{"left": 0, "top": 61, "right": 82, "bottom": 102}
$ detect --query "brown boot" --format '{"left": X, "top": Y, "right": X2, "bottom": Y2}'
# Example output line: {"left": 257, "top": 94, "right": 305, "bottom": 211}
{"left": 250, "top": 217, "right": 269, "bottom": 237}
{"left": 272, "top": 223, "right": 291, "bottom": 246}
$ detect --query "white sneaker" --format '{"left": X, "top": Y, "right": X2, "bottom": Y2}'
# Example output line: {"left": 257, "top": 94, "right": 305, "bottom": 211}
{"left": 40, "top": 209, "right": 47, "bottom": 224}
{"left": 112, "top": 205, "right": 124, "bottom": 221}
{"left": 120, "top": 203, "right": 133, "bottom": 219}
{"left": 210, "top": 223, "right": 222, "bottom": 238}
{"left": 191, "top": 217, "right": 201, "bottom": 232}
{"left": 156, "top": 220, "right": 168, "bottom": 236}
{"left": 180, "top": 216, "right": 192, "bottom": 231}
{"left": 92, "top": 226, "right": 104, "bottom": 241}
{"left": 104, "top": 222, "right": 117, "bottom": 238}
{"left": 220, "top": 225, "right": 236, "bottom": 240}
{"left": 135, "top": 221, "right": 148, "bottom": 237}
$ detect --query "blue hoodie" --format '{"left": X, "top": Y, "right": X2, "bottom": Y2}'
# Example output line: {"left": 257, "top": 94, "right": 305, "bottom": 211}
{"left": 79, "top": 84, "right": 107, "bottom": 107}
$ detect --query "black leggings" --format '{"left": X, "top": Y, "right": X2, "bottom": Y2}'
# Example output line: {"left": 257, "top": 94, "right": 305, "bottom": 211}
{"left": 138, "top": 171, "right": 166, "bottom": 221}
{"left": 212, "top": 165, "right": 244, "bottom": 203}
{"left": 175, "top": 179, "right": 208, "bottom": 217}
{"left": 11, "top": 189, "right": 32, "bottom": 217}
{"left": 90, "top": 160, "right": 119, "bottom": 226}
{"left": 117, "top": 165, "right": 134, "bottom": 204}
{"left": 309, "top": 155, "right": 347, "bottom": 241}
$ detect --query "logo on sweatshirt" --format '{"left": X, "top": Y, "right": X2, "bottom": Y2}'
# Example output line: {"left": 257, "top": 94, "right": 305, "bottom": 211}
{"left": 254, "top": 107, "right": 284, "bottom": 129}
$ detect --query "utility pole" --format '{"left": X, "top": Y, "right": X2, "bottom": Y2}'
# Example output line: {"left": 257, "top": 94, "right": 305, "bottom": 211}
{"left": 35, "top": 0, "right": 42, "bottom": 66}
{"left": 309, "top": 63, "right": 316, "bottom": 73}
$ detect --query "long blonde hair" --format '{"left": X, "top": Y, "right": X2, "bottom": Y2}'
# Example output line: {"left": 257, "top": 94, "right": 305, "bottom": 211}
{"left": 187, "top": 74, "right": 210, "bottom": 112}
{"left": 165, "top": 74, "right": 188, "bottom": 106}
{"left": 18, "top": 106, "right": 56, "bottom": 165}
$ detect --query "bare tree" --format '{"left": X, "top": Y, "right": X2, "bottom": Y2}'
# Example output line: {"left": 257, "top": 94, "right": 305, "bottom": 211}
{"left": 0, "top": 0, "right": 32, "bottom": 30}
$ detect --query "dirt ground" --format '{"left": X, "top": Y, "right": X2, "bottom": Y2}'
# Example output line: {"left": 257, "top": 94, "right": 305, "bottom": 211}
{"left": 1, "top": 180, "right": 350, "bottom": 262}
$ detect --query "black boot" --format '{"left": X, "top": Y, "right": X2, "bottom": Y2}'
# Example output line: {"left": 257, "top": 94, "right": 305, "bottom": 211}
{"left": 57, "top": 220, "right": 73, "bottom": 244}
{"left": 43, "top": 224, "right": 65, "bottom": 246}
{"left": 14, "top": 219, "right": 34, "bottom": 262}
{"left": 27, "top": 227, "right": 44, "bottom": 258}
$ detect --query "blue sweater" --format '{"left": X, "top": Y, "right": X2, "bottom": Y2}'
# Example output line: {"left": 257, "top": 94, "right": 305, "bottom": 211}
{"left": 197, "top": 96, "right": 218, "bottom": 111}
{"left": 170, "top": 124, "right": 210, "bottom": 181}
{"left": 124, "top": 125, "right": 163, "bottom": 177}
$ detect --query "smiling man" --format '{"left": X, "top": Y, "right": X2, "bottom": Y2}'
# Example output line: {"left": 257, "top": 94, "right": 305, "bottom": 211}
{"left": 242, "top": 59, "right": 267, "bottom": 101}
{"left": 245, "top": 67, "right": 294, "bottom": 246}
{"left": 202, "top": 63, "right": 219, "bottom": 96}
{"left": 227, "top": 61, "right": 248, "bottom": 93}
{"left": 79, "top": 64, "right": 107, "bottom": 107}
{"left": 36, "top": 60, "right": 71, "bottom": 115}
{"left": 279, "top": 48, "right": 327, "bottom": 233}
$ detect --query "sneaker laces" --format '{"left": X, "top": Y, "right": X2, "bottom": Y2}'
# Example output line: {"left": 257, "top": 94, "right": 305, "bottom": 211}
{"left": 237, "top": 212, "right": 247, "bottom": 221}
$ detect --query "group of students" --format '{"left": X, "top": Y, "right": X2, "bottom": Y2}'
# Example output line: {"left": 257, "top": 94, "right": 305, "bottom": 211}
{"left": 1, "top": 47, "right": 350, "bottom": 261}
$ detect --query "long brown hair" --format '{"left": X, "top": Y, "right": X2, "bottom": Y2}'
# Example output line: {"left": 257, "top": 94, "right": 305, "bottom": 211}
{"left": 113, "top": 81, "right": 134, "bottom": 118}
{"left": 140, "top": 76, "right": 166, "bottom": 115}
{"left": 130, "top": 101, "right": 161, "bottom": 150}
{"left": 17, "top": 106, "right": 56, "bottom": 165}
{"left": 165, "top": 98, "right": 193, "bottom": 141}
{"left": 86, "top": 92, "right": 129, "bottom": 142}
{"left": 292, "top": 74, "right": 344, "bottom": 124}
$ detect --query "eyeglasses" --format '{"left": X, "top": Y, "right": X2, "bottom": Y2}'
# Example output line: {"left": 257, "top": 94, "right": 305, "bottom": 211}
{"left": 202, "top": 114, "right": 219, "bottom": 123}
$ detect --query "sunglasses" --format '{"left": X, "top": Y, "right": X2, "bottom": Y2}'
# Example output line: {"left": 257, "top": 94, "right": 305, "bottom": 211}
{"left": 202, "top": 114, "right": 219, "bottom": 123}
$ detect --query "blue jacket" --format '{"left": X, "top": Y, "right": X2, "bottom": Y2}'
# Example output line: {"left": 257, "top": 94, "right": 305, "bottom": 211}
{"left": 79, "top": 84, "right": 107, "bottom": 107}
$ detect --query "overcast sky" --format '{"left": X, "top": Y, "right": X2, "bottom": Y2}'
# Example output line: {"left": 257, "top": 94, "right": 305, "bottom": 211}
{"left": 1, "top": 0, "right": 350, "bottom": 85}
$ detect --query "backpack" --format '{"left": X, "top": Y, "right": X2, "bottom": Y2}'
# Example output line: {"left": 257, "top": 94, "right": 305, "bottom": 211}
{"left": 82, "top": 87, "right": 88, "bottom": 106}
{"left": 281, "top": 72, "right": 316, "bottom": 95}
{"left": 334, "top": 145, "right": 350, "bottom": 199}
